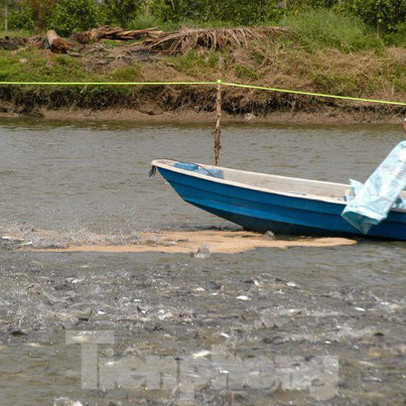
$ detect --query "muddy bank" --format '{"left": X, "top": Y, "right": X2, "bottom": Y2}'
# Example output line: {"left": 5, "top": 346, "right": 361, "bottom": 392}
{"left": 1, "top": 29, "right": 406, "bottom": 124}
{"left": 1, "top": 100, "right": 405, "bottom": 124}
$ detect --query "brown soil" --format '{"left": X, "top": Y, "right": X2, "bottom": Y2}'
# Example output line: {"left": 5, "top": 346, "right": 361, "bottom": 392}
{"left": 0, "top": 102, "right": 403, "bottom": 124}
{"left": 22, "top": 230, "right": 357, "bottom": 254}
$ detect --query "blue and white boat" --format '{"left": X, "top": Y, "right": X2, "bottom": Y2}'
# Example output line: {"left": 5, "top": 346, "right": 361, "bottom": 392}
{"left": 151, "top": 159, "right": 406, "bottom": 240}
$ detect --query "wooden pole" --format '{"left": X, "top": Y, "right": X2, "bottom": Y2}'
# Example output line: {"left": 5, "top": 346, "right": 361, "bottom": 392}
{"left": 5, "top": 1, "right": 8, "bottom": 32}
{"left": 213, "top": 58, "right": 223, "bottom": 166}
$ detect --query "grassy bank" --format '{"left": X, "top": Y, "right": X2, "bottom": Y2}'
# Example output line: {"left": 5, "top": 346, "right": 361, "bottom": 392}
{"left": 1, "top": 12, "right": 406, "bottom": 122}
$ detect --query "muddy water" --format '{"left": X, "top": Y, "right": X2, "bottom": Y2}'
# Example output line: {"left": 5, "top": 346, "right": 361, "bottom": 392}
{"left": 0, "top": 118, "right": 406, "bottom": 405}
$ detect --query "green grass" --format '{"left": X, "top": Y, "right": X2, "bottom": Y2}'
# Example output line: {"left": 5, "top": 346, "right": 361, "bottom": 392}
{"left": 0, "top": 48, "right": 146, "bottom": 85}
{"left": 0, "top": 29, "right": 33, "bottom": 37}
{"left": 0, "top": 46, "right": 145, "bottom": 109}
{"left": 312, "top": 72, "right": 360, "bottom": 96}
{"left": 169, "top": 50, "right": 219, "bottom": 77}
{"left": 102, "top": 39, "right": 142, "bottom": 48}
{"left": 0, "top": 47, "right": 99, "bottom": 82}
{"left": 284, "top": 9, "right": 383, "bottom": 53}
{"left": 235, "top": 64, "right": 259, "bottom": 80}
{"left": 110, "top": 64, "right": 142, "bottom": 81}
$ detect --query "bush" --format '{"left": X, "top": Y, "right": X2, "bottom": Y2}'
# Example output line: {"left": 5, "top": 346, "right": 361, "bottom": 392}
{"left": 8, "top": 5, "right": 35, "bottom": 31}
{"left": 285, "top": 9, "right": 383, "bottom": 52}
{"left": 151, "top": 0, "right": 281, "bottom": 25}
{"left": 340, "top": 0, "right": 406, "bottom": 34}
{"left": 150, "top": 0, "right": 209, "bottom": 23}
{"left": 209, "top": 0, "right": 282, "bottom": 26}
{"left": 49, "top": 0, "right": 104, "bottom": 36}
{"left": 103, "top": 0, "right": 144, "bottom": 28}
{"left": 383, "top": 22, "right": 406, "bottom": 47}
{"left": 287, "top": 0, "right": 342, "bottom": 13}
{"left": 127, "top": 13, "right": 160, "bottom": 30}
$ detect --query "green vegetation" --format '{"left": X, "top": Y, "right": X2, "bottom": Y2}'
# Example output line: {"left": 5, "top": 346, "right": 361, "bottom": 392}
{"left": 169, "top": 50, "right": 218, "bottom": 78}
{"left": 1, "top": 33, "right": 405, "bottom": 100}
{"left": 285, "top": 9, "right": 383, "bottom": 53}
{"left": 50, "top": 0, "right": 104, "bottom": 36}
{"left": 1, "top": 1, "right": 406, "bottom": 117}
{"left": 1, "top": 0, "right": 406, "bottom": 47}
{"left": 0, "top": 36, "right": 406, "bottom": 116}
{"left": 127, "top": 13, "right": 160, "bottom": 30}
{"left": 339, "top": 0, "right": 406, "bottom": 34}
{"left": 149, "top": 0, "right": 282, "bottom": 26}
{"left": 0, "top": 29, "right": 31, "bottom": 37}
{"left": 110, "top": 64, "right": 142, "bottom": 81}
{"left": 0, "top": 48, "right": 99, "bottom": 81}
{"left": 234, "top": 65, "right": 259, "bottom": 81}
{"left": 102, "top": 0, "right": 141, "bottom": 28}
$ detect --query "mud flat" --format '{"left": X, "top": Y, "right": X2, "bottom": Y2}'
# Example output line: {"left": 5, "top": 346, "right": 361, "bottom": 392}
{"left": 20, "top": 229, "right": 357, "bottom": 254}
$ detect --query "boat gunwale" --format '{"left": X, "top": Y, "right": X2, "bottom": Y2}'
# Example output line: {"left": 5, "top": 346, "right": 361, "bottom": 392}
{"left": 152, "top": 159, "right": 406, "bottom": 215}
{"left": 151, "top": 159, "right": 353, "bottom": 206}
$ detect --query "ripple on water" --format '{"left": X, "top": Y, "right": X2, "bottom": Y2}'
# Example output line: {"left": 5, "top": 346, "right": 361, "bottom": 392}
{"left": 0, "top": 120, "right": 405, "bottom": 405}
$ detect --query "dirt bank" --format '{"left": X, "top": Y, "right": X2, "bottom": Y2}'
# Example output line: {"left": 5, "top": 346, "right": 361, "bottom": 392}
{"left": 1, "top": 28, "right": 406, "bottom": 124}
{"left": 1, "top": 97, "right": 404, "bottom": 125}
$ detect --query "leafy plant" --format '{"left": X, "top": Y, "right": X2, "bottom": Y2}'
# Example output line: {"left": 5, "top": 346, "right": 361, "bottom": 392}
{"left": 49, "top": 0, "right": 104, "bottom": 36}
{"left": 208, "top": 0, "right": 282, "bottom": 26}
{"left": 103, "top": 0, "right": 144, "bottom": 28}
{"left": 383, "top": 22, "right": 406, "bottom": 47}
{"left": 8, "top": 0, "right": 54, "bottom": 32}
{"left": 127, "top": 13, "right": 160, "bottom": 30}
{"left": 150, "top": 0, "right": 209, "bottom": 22}
{"left": 150, "top": 0, "right": 282, "bottom": 25}
{"left": 8, "top": 3, "right": 35, "bottom": 31}
{"left": 340, "top": 0, "right": 406, "bottom": 34}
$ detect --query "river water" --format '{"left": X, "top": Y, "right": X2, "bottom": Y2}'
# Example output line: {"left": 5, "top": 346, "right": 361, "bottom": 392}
{"left": 0, "top": 118, "right": 405, "bottom": 405}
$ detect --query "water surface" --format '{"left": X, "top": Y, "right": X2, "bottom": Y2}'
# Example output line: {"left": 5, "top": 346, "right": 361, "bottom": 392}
{"left": 0, "top": 118, "right": 405, "bottom": 405}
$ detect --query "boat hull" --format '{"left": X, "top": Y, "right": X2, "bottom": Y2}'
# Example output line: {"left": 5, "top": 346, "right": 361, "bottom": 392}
{"left": 156, "top": 164, "right": 406, "bottom": 241}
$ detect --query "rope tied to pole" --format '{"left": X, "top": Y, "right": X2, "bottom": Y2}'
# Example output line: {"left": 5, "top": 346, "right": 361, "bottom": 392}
{"left": 0, "top": 79, "right": 405, "bottom": 106}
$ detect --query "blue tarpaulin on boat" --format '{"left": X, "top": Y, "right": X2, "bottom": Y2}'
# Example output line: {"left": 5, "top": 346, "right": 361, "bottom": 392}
{"left": 345, "top": 179, "right": 406, "bottom": 208}
{"left": 342, "top": 141, "right": 406, "bottom": 234}
{"left": 174, "top": 162, "right": 223, "bottom": 178}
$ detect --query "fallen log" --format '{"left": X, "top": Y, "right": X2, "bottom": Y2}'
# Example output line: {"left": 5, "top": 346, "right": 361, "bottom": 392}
{"left": 72, "top": 26, "right": 162, "bottom": 44}
{"left": 46, "top": 30, "right": 69, "bottom": 53}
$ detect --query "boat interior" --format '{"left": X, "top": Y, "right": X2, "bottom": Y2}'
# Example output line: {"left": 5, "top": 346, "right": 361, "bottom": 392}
{"left": 154, "top": 159, "right": 406, "bottom": 207}
{"left": 155, "top": 159, "right": 351, "bottom": 201}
